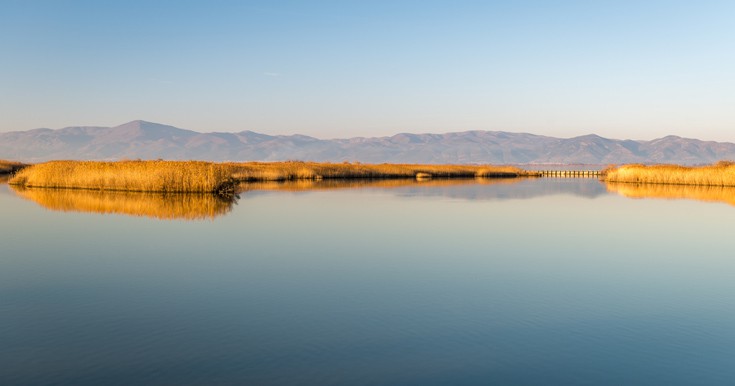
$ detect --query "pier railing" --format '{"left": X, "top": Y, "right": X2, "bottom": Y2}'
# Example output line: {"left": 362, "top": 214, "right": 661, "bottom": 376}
{"left": 539, "top": 170, "right": 603, "bottom": 177}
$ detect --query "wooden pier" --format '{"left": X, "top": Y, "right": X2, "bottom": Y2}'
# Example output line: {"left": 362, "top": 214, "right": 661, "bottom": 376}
{"left": 539, "top": 170, "right": 603, "bottom": 178}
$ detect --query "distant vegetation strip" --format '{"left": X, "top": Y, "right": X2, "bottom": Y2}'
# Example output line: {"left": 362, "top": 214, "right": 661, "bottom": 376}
{"left": 8, "top": 160, "right": 536, "bottom": 194}
{"left": 604, "top": 161, "right": 735, "bottom": 186}
{"left": 0, "top": 160, "right": 28, "bottom": 175}
{"left": 228, "top": 161, "right": 534, "bottom": 181}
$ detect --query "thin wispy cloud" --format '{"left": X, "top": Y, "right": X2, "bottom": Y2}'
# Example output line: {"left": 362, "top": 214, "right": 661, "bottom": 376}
{"left": 263, "top": 72, "right": 281, "bottom": 78}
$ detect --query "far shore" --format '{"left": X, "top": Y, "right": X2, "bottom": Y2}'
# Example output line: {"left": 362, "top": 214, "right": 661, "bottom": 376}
{"left": 0, "top": 160, "right": 28, "bottom": 175}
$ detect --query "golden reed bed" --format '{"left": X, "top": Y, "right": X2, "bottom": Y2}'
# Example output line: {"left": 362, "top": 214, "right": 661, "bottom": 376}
{"left": 9, "top": 160, "right": 533, "bottom": 193}
{"left": 11, "top": 187, "right": 234, "bottom": 220}
{"left": 604, "top": 161, "right": 735, "bottom": 186}
{"left": 10, "top": 160, "right": 236, "bottom": 195}
{"left": 606, "top": 182, "right": 735, "bottom": 207}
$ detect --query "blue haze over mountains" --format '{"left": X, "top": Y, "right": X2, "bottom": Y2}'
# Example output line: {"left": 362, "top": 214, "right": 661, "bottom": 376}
{"left": 2, "top": 120, "right": 734, "bottom": 165}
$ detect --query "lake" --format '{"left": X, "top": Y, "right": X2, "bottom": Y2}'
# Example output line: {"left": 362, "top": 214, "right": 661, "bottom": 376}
{"left": 2, "top": 178, "right": 735, "bottom": 385}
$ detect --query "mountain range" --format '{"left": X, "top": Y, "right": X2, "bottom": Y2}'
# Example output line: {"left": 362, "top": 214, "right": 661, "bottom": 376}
{"left": 1, "top": 120, "right": 734, "bottom": 165}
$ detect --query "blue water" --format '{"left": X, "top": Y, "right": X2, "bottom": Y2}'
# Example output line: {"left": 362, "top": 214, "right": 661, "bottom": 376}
{"left": 1, "top": 179, "right": 734, "bottom": 385}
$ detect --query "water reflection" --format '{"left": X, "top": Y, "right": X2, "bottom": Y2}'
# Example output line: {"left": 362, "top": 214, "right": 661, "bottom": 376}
{"left": 6, "top": 178, "right": 608, "bottom": 220}
{"left": 606, "top": 182, "right": 735, "bottom": 206}
{"left": 10, "top": 186, "right": 236, "bottom": 220}
{"left": 238, "top": 177, "right": 521, "bottom": 192}
{"left": 3, "top": 177, "right": 735, "bottom": 385}
{"left": 11, "top": 179, "right": 733, "bottom": 222}
{"left": 239, "top": 177, "right": 608, "bottom": 201}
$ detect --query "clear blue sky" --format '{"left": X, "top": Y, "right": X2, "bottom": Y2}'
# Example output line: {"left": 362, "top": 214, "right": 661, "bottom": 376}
{"left": 1, "top": 0, "right": 733, "bottom": 140}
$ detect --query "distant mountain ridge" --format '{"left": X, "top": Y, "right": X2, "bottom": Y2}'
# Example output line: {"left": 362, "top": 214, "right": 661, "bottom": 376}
{"left": 1, "top": 120, "right": 734, "bottom": 165}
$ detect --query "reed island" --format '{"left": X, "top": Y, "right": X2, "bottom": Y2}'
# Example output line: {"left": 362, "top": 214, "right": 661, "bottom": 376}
{"left": 7, "top": 160, "right": 537, "bottom": 196}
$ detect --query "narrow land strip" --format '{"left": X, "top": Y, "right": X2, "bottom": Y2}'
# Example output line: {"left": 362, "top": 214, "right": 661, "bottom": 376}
{"left": 9, "top": 160, "right": 735, "bottom": 196}
{"left": 7, "top": 160, "right": 539, "bottom": 196}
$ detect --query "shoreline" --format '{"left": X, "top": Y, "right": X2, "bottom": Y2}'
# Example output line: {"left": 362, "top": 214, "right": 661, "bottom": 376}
{"left": 9, "top": 159, "right": 735, "bottom": 195}
{"left": 8, "top": 160, "right": 540, "bottom": 196}
{"left": 0, "top": 160, "right": 28, "bottom": 176}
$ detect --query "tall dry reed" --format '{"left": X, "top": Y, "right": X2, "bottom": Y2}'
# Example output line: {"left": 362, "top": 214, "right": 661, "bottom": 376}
{"left": 604, "top": 161, "right": 735, "bottom": 186}
{"left": 10, "top": 160, "right": 236, "bottom": 194}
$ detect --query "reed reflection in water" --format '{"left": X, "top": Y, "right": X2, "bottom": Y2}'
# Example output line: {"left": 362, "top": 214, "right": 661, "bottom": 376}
{"left": 238, "top": 176, "right": 523, "bottom": 193}
{"left": 9, "top": 178, "right": 527, "bottom": 220}
{"left": 9, "top": 178, "right": 519, "bottom": 220}
{"left": 10, "top": 187, "right": 236, "bottom": 220}
{"left": 606, "top": 182, "right": 735, "bottom": 206}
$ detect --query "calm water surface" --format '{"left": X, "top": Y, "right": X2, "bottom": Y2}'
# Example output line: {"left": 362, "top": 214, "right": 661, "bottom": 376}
{"left": 2, "top": 178, "right": 735, "bottom": 385}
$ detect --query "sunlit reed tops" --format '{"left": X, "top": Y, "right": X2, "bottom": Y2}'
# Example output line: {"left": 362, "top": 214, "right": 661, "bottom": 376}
{"left": 604, "top": 161, "right": 735, "bottom": 186}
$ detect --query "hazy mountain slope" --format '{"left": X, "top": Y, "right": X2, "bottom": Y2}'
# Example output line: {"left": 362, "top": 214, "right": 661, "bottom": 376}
{"left": 2, "top": 120, "right": 735, "bottom": 164}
